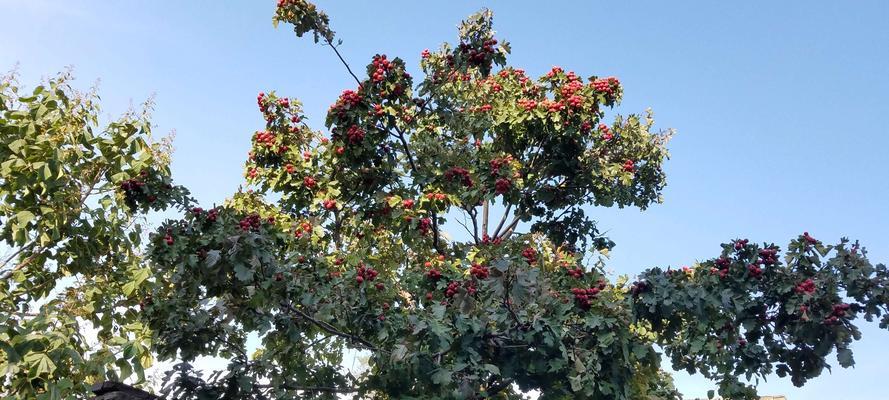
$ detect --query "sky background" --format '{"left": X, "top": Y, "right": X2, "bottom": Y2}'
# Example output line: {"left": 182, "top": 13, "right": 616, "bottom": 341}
{"left": 2, "top": 0, "right": 889, "bottom": 398}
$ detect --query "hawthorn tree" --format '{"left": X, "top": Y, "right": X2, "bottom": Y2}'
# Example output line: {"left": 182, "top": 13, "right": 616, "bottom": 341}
{"left": 4, "top": 2, "right": 888, "bottom": 400}
{"left": 139, "top": 3, "right": 889, "bottom": 399}
{"left": 0, "top": 72, "right": 191, "bottom": 399}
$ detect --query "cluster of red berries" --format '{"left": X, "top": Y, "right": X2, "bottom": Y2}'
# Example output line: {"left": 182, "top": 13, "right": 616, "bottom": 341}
{"left": 355, "top": 263, "right": 379, "bottom": 284}
{"left": 546, "top": 66, "right": 564, "bottom": 78}
{"left": 758, "top": 247, "right": 779, "bottom": 265}
{"left": 795, "top": 278, "right": 816, "bottom": 294}
{"left": 402, "top": 199, "right": 415, "bottom": 209}
{"left": 340, "top": 90, "right": 361, "bottom": 108}
{"left": 559, "top": 77, "right": 584, "bottom": 97}
{"left": 566, "top": 267, "right": 584, "bottom": 279}
{"left": 256, "top": 92, "right": 296, "bottom": 125}
{"left": 303, "top": 176, "right": 316, "bottom": 189}
{"left": 825, "top": 303, "right": 850, "bottom": 325}
{"left": 458, "top": 38, "right": 497, "bottom": 66}
{"left": 480, "top": 234, "right": 503, "bottom": 246}
{"left": 566, "top": 95, "right": 584, "bottom": 108}
{"left": 421, "top": 49, "right": 431, "bottom": 59}
{"left": 206, "top": 208, "right": 218, "bottom": 223}
{"left": 238, "top": 213, "right": 263, "bottom": 232}
{"left": 445, "top": 281, "right": 461, "bottom": 298}
{"left": 322, "top": 199, "right": 337, "bottom": 210}
{"left": 714, "top": 257, "right": 731, "bottom": 279}
{"left": 445, "top": 167, "right": 474, "bottom": 187}
{"left": 426, "top": 268, "right": 442, "bottom": 281}
{"left": 517, "top": 98, "right": 537, "bottom": 111}
{"left": 418, "top": 217, "right": 432, "bottom": 236}
{"left": 734, "top": 238, "right": 749, "bottom": 250}
{"left": 497, "top": 68, "right": 523, "bottom": 79}
{"left": 802, "top": 231, "right": 818, "bottom": 245}
{"left": 494, "top": 178, "right": 511, "bottom": 195}
{"left": 622, "top": 160, "right": 635, "bottom": 173}
{"left": 571, "top": 287, "right": 600, "bottom": 310}
{"left": 591, "top": 77, "right": 620, "bottom": 95}
{"left": 192, "top": 207, "right": 218, "bottom": 224}
{"left": 119, "top": 170, "right": 172, "bottom": 210}
{"left": 293, "top": 220, "right": 313, "bottom": 239}
{"left": 540, "top": 100, "right": 564, "bottom": 113}
{"left": 489, "top": 156, "right": 512, "bottom": 175}
{"left": 425, "top": 192, "right": 447, "bottom": 202}
{"left": 485, "top": 79, "right": 503, "bottom": 93}
{"left": 120, "top": 177, "right": 146, "bottom": 192}
{"left": 254, "top": 131, "right": 277, "bottom": 147}
{"left": 747, "top": 263, "right": 764, "bottom": 278}
{"left": 371, "top": 54, "right": 392, "bottom": 83}
{"left": 629, "top": 281, "right": 649, "bottom": 296}
{"left": 599, "top": 124, "right": 614, "bottom": 141}
{"left": 470, "top": 263, "right": 489, "bottom": 279}
{"left": 257, "top": 92, "right": 267, "bottom": 111}
{"left": 346, "top": 125, "right": 365, "bottom": 144}
{"left": 120, "top": 176, "right": 152, "bottom": 205}
{"left": 522, "top": 247, "right": 538, "bottom": 264}
{"left": 164, "top": 232, "right": 174, "bottom": 246}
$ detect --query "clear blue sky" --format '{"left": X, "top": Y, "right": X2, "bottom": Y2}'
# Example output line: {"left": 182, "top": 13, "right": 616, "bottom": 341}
{"left": 3, "top": 1, "right": 888, "bottom": 398}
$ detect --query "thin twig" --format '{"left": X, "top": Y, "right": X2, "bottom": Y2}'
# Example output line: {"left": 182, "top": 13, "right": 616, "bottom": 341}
{"left": 323, "top": 37, "right": 361, "bottom": 86}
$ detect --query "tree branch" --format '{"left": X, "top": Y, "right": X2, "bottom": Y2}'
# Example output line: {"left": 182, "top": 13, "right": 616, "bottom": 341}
{"left": 260, "top": 382, "right": 358, "bottom": 394}
{"left": 485, "top": 378, "right": 515, "bottom": 398}
{"left": 482, "top": 200, "right": 489, "bottom": 238}
{"left": 323, "top": 37, "right": 361, "bottom": 86}
{"left": 497, "top": 214, "right": 522, "bottom": 241}
{"left": 491, "top": 203, "right": 512, "bottom": 238}
{"left": 280, "top": 302, "right": 379, "bottom": 352}
{"left": 392, "top": 126, "right": 444, "bottom": 254}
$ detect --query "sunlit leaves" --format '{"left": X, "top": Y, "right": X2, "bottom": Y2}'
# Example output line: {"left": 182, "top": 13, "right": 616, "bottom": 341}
{"left": 0, "top": 73, "right": 190, "bottom": 398}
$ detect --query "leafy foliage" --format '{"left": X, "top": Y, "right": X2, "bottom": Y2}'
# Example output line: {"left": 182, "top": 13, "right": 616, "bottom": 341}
{"left": 631, "top": 235, "right": 889, "bottom": 398}
{"left": 0, "top": 72, "right": 191, "bottom": 399}
{"left": 2, "top": 2, "right": 887, "bottom": 400}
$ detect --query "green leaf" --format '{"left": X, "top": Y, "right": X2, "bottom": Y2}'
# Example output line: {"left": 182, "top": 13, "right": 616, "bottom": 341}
{"left": 482, "top": 364, "right": 500, "bottom": 375}
{"left": 234, "top": 263, "right": 254, "bottom": 282}
{"left": 8, "top": 138, "right": 27, "bottom": 154}
{"left": 837, "top": 348, "right": 854, "bottom": 368}
{"left": 431, "top": 368, "right": 452, "bottom": 385}
{"left": 25, "top": 353, "right": 56, "bottom": 378}
{"left": 16, "top": 210, "right": 35, "bottom": 225}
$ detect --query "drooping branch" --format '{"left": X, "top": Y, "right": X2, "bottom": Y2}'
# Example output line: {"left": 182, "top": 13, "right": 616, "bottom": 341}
{"left": 280, "top": 302, "right": 379, "bottom": 352}
{"left": 260, "top": 383, "right": 358, "bottom": 394}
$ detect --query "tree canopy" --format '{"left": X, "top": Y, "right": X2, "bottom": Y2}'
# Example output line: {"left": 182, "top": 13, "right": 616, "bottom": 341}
{"left": 2, "top": 2, "right": 888, "bottom": 400}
